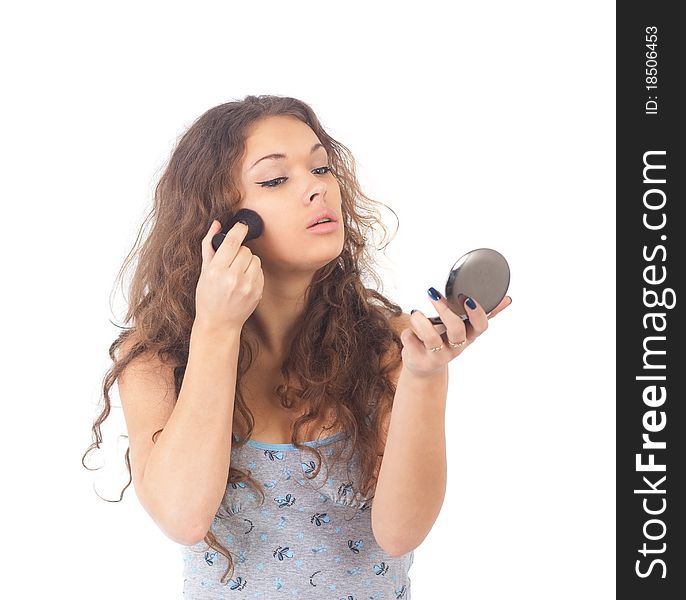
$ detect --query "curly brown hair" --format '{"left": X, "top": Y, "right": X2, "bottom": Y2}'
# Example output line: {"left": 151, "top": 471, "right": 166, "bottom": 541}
{"left": 81, "top": 94, "right": 405, "bottom": 585}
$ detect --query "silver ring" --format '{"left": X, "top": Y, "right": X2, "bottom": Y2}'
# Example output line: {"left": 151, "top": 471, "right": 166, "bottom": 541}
{"left": 448, "top": 339, "right": 467, "bottom": 349}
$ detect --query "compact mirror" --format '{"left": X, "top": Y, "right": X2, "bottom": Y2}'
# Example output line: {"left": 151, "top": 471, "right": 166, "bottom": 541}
{"left": 428, "top": 248, "right": 510, "bottom": 325}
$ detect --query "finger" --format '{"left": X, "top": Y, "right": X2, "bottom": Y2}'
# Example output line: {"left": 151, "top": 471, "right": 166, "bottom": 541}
{"left": 426, "top": 288, "right": 467, "bottom": 344}
{"left": 214, "top": 220, "right": 250, "bottom": 268}
{"left": 486, "top": 296, "right": 512, "bottom": 319}
{"left": 462, "top": 296, "right": 488, "bottom": 335}
{"left": 409, "top": 310, "right": 448, "bottom": 351}
{"left": 399, "top": 325, "right": 432, "bottom": 356}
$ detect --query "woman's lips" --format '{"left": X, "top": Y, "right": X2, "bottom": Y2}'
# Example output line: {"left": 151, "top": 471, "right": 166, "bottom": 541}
{"left": 306, "top": 221, "right": 339, "bottom": 233}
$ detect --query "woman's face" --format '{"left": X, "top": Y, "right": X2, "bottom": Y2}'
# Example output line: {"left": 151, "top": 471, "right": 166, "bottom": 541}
{"left": 236, "top": 115, "right": 345, "bottom": 275}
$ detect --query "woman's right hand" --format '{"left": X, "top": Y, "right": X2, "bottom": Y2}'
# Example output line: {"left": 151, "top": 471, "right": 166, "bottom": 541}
{"left": 194, "top": 220, "right": 264, "bottom": 334}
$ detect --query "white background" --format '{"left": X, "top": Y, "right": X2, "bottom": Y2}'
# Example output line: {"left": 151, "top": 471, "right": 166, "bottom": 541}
{"left": 1, "top": 1, "right": 615, "bottom": 598}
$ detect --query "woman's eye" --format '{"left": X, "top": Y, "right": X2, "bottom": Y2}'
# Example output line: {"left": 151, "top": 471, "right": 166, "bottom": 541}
{"left": 259, "top": 177, "right": 286, "bottom": 188}
{"left": 258, "top": 166, "right": 332, "bottom": 188}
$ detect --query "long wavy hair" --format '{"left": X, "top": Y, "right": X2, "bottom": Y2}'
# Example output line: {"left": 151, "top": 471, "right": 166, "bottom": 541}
{"left": 81, "top": 94, "right": 404, "bottom": 585}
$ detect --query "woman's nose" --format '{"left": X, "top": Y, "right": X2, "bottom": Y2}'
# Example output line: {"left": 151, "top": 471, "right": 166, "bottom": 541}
{"left": 305, "top": 177, "right": 327, "bottom": 201}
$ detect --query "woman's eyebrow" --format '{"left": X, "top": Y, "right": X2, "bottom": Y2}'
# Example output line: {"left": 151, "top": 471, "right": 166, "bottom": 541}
{"left": 249, "top": 143, "right": 326, "bottom": 171}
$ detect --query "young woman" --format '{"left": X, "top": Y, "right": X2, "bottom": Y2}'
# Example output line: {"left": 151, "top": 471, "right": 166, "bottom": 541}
{"left": 82, "top": 94, "right": 510, "bottom": 597}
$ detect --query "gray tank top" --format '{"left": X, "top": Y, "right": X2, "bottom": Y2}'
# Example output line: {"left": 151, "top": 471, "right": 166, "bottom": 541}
{"left": 180, "top": 430, "right": 414, "bottom": 599}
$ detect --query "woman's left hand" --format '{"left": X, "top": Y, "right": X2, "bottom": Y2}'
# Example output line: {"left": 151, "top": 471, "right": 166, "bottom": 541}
{"left": 399, "top": 291, "right": 512, "bottom": 378}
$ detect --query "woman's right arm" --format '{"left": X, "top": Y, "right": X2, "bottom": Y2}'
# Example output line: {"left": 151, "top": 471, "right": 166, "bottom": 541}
{"left": 118, "top": 323, "right": 240, "bottom": 546}
{"left": 118, "top": 219, "right": 263, "bottom": 545}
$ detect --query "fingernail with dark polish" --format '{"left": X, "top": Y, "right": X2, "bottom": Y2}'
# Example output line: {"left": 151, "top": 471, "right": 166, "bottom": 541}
{"left": 410, "top": 309, "right": 417, "bottom": 314}
{"left": 466, "top": 297, "right": 476, "bottom": 310}
{"left": 427, "top": 287, "right": 441, "bottom": 301}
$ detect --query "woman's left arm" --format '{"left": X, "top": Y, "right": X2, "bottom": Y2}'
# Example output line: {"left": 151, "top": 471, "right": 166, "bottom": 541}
{"left": 371, "top": 293, "right": 512, "bottom": 557}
